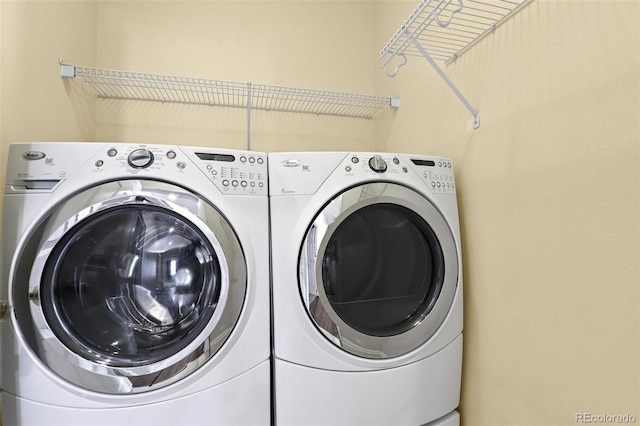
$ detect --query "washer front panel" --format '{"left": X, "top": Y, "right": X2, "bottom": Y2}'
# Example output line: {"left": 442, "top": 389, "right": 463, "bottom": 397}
{"left": 299, "top": 182, "right": 458, "bottom": 359}
{"left": 20, "top": 179, "right": 246, "bottom": 394}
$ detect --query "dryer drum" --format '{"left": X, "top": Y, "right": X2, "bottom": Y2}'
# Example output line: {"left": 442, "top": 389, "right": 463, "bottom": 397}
{"left": 321, "top": 203, "right": 445, "bottom": 337}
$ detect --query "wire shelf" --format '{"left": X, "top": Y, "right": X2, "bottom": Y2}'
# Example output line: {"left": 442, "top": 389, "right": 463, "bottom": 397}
{"left": 378, "top": 0, "right": 530, "bottom": 129}
{"left": 380, "top": 0, "right": 530, "bottom": 67}
{"left": 62, "top": 63, "right": 398, "bottom": 119}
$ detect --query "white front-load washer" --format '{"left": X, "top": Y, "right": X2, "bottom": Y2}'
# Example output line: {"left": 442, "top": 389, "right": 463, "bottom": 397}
{"left": 0, "top": 142, "right": 270, "bottom": 425}
{"left": 269, "top": 152, "right": 463, "bottom": 426}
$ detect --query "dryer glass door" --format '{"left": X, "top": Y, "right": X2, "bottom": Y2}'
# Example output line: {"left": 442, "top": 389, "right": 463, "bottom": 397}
{"left": 322, "top": 203, "right": 443, "bottom": 336}
{"left": 300, "top": 182, "right": 458, "bottom": 359}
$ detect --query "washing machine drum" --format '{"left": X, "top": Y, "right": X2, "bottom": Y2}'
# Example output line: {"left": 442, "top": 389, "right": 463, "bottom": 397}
{"left": 20, "top": 180, "right": 246, "bottom": 394}
{"left": 299, "top": 182, "right": 459, "bottom": 359}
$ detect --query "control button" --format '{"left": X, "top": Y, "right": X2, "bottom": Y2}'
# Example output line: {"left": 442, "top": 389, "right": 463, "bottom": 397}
{"left": 345, "top": 166, "right": 352, "bottom": 172}
{"left": 211, "top": 170, "right": 217, "bottom": 176}
{"left": 241, "top": 181, "right": 248, "bottom": 187}
{"left": 249, "top": 157, "right": 255, "bottom": 164}
{"left": 258, "top": 182, "right": 264, "bottom": 188}
{"left": 393, "top": 157, "right": 400, "bottom": 164}
{"left": 128, "top": 149, "right": 154, "bottom": 169}
{"left": 240, "top": 156, "right": 247, "bottom": 163}
{"left": 107, "top": 148, "right": 118, "bottom": 157}
{"left": 250, "top": 182, "right": 255, "bottom": 187}
{"left": 176, "top": 161, "right": 186, "bottom": 170}
{"left": 402, "top": 167, "right": 408, "bottom": 173}
{"left": 368, "top": 155, "right": 387, "bottom": 173}
{"left": 207, "top": 165, "right": 213, "bottom": 170}
{"left": 222, "top": 180, "right": 230, "bottom": 186}
{"left": 232, "top": 180, "right": 239, "bottom": 187}
{"left": 257, "top": 157, "right": 264, "bottom": 164}
{"left": 166, "top": 150, "right": 177, "bottom": 159}
{"left": 351, "top": 156, "right": 359, "bottom": 164}
{"left": 95, "top": 160, "right": 104, "bottom": 167}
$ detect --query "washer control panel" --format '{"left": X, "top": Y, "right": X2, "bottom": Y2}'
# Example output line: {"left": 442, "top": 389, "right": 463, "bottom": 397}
{"left": 368, "top": 155, "right": 388, "bottom": 173}
{"left": 343, "top": 153, "right": 456, "bottom": 195}
{"left": 410, "top": 157, "right": 456, "bottom": 195}
{"left": 192, "top": 151, "right": 267, "bottom": 195}
{"left": 127, "top": 148, "right": 155, "bottom": 169}
{"left": 91, "top": 145, "right": 266, "bottom": 196}
{"left": 99, "top": 145, "right": 176, "bottom": 173}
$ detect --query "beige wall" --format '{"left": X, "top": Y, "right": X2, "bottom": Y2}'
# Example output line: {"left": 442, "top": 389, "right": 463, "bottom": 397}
{"left": 1, "top": 1, "right": 639, "bottom": 425}
{"left": 0, "top": 0, "right": 99, "bottom": 222}
{"left": 374, "top": 0, "right": 639, "bottom": 424}
{"left": 93, "top": 1, "right": 378, "bottom": 152}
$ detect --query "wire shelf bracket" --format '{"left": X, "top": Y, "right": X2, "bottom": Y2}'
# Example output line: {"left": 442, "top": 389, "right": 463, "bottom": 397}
{"left": 60, "top": 60, "right": 400, "bottom": 150}
{"left": 380, "top": 0, "right": 530, "bottom": 129}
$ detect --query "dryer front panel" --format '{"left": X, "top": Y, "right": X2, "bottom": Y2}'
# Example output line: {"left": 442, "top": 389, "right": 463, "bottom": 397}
{"left": 299, "top": 182, "right": 458, "bottom": 359}
{"left": 17, "top": 180, "right": 246, "bottom": 394}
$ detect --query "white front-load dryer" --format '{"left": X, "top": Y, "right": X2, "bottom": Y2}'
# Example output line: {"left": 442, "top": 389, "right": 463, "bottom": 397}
{"left": 0, "top": 143, "right": 270, "bottom": 425}
{"left": 269, "top": 152, "right": 463, "bottom": 426}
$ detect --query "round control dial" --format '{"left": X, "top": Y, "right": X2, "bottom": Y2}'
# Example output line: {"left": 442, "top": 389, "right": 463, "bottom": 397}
{"left": 128, "top": 149, "right": 154, "bottom": 169}
{"left": 368, "top": 155, "right": 387, "bottom": 173}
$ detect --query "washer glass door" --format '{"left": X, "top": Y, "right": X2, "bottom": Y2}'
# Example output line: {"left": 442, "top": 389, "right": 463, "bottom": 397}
{"left": 299, "top": 182, "right": 458, "bottom": 359}
{"left": 22, "top": 180, "right": 246, "bottom": 393}
{"left": 40, "top": 204, "right": 219, "bottom": 365}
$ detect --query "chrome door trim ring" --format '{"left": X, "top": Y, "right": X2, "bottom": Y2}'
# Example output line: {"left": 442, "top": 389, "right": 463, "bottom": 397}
{"left": 22, "top": 180, "right": 246, "bottom": 394}
{"left": 299, "top": 182, "right": 458, "bottom": 359}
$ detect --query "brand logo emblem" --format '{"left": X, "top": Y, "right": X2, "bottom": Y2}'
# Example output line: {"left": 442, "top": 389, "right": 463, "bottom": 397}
{"left": 22, "top": 151, "right": 46, "bottom": 161}
{"left": 281, "top": 159, "right": 301, "bottom": 168}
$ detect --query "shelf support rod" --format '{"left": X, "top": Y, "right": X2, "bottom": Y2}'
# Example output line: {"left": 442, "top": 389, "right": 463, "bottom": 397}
{"left": 246, "top": 83, "right": 252, "bottom": 151}
{"left": 407, "top": 33, "right": 480, "bottom": 129}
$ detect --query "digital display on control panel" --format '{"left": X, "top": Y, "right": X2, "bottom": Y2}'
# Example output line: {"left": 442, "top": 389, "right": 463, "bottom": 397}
{"left": 195, "top": 152, "right": 236, "bottom": 162}
{"left": 411, "top": 159, "right": 436, "bottom": 167}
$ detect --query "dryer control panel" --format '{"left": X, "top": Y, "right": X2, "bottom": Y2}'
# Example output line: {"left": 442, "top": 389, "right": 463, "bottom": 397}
{"left": 342, "top": 153, "right": 456, "bottom": 195}
{"left": 269, "top": 152, "right": 456, "bottom": 196}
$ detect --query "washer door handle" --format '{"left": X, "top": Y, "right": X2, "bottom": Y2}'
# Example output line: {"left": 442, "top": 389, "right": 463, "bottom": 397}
{"left": 0, "top": 299, "right": 9, "bottom": 321}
